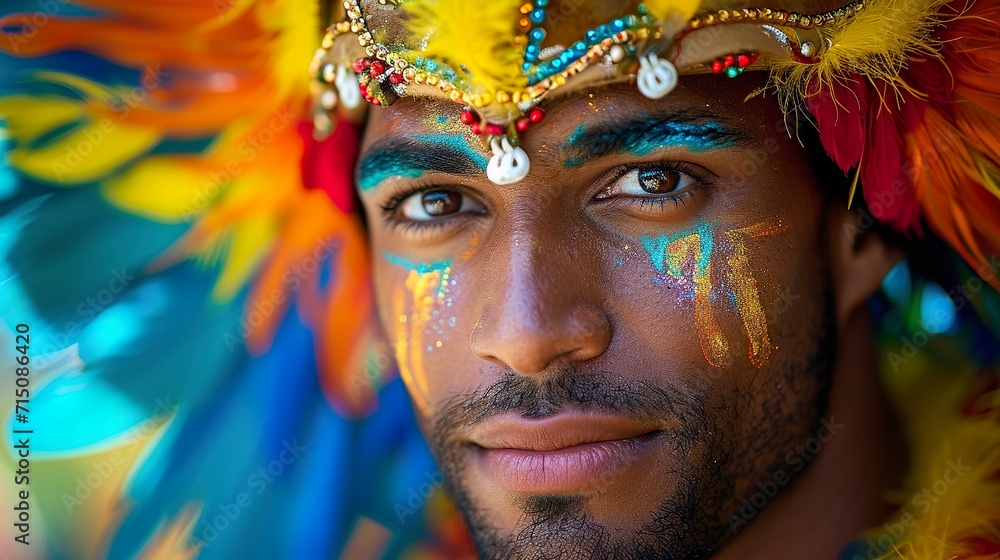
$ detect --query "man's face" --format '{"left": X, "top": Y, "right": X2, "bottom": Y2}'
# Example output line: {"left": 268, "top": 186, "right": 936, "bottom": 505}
{"left": 358, "top": 74, "right": 836, "bottom": 558}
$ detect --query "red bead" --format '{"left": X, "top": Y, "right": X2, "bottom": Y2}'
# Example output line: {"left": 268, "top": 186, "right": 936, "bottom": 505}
{"left": 389, "top": 72, "right": 404, "bottom": 84}
{"left": 369, "top": 60, "right": 386, "bottom": 76}
{"left": 485, "top": 123, "right": 503, "bottom": 136}
{"left": 723, "top": 55, "right": 735, "bottom": 68}
{"left": 352, "top": 59, "right": 369, "bottom": 73}
{"left": 528, "top": 108, "right": 545, "bottom": 123}
{"left": 372, "top": 98, "right": 381, "bottom": 106}
{"left": 737, "top": 54, "right": 751, "bottom": 68}
{"left": 470, "top": 122, "right": 481, "bottom": 134}
{"left": 747, "top": 53, "right": 760, "bottom": 66}
{"left": 459, "top": 109, "right": 476, "bottom": 125}
{"left": 359, "top": 83, "right": 367, "bottom": 94}
{"left": 711, "top": 60, "right": 724, "bottom": 74}
{"left": 515, "top": 118, "right": 530, "bottom": 132}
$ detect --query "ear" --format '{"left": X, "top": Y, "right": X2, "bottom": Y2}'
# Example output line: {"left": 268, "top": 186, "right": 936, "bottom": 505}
{"left": 826, "top": 204, "right": 903, "bottom": 331}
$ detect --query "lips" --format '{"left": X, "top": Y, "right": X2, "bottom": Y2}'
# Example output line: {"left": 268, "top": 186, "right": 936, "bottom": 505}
{"left": 469, "top": 412, "right": 663, "bottom": 494}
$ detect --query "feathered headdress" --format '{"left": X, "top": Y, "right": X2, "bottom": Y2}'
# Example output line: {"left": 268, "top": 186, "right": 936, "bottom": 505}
{"left": 314, "top": 0, "right": 1000, "bottom": 293}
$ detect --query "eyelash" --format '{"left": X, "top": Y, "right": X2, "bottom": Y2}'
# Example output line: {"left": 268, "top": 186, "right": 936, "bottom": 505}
{"left": 597, "top": 161, "right": 714, "bottom": 210}
{"left": 378, "top": 181, "right": 482, "bottom": 237}
{"left": 633, "top": 189, "right": 701, "bottom": 211}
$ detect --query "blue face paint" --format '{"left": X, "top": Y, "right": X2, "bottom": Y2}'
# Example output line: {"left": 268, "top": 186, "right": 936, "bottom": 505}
{"left": 383, "top": 252, "right": 452, "bottom": 275}
{"left": 358, "top": 134, "right": 490, "bottom": 191}
{"left": 622, "top": 121, "right": 737, "bottom": 157}
{"left": 640, "top": 220, "right": 781, "bottom": 369}
{"left": 412, "top": 134, "right": 489, "bottom": 169}
{"left": 359, "top": 160, "right": 425, "bottom": 191}
{"left": 562, "top": 114, "right": 746, "bottom": 167}
{"left": 641, "top": 221, "right": 716, "bottom": 276}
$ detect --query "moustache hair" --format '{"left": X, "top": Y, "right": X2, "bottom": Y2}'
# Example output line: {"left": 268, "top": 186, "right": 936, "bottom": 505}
{"left": 430, "top": 366, "right": 712, "bottom": 444}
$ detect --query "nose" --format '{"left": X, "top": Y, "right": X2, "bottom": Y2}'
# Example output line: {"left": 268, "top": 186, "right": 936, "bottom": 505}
{"left": 470, "top": 230, "right": 612, "bottom": 376}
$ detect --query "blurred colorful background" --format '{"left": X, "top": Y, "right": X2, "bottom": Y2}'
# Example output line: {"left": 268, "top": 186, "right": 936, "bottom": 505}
{"left": 0, "top": 1, "right": 474, "bottom": 557}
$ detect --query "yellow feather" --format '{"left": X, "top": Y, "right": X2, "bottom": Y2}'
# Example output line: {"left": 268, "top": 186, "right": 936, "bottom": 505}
{"left": 212, "top": 218, "right": 277, "bottom": 303}
{"left": 876, "top": 360, "right": 1000, "bottom": 559}
{"left": 0, "top": 95, "right": 84, "bottom": 144}
{"left": 8, "top": 118, "right": 159, "bottom": 184}
{"left": 642, "top": 0, "right": 701, "bottom": 24}
{"left": 877, "top": 410, "right": 1000, "bottom": 559}
{"left": 101, "top": 157, "right": 213, "bottom": 223}
{"left": 403, "top": 0, "right": 527, "bottom": 95}
{"left": 770, "top": 0, "right": 950, "bottom": 105}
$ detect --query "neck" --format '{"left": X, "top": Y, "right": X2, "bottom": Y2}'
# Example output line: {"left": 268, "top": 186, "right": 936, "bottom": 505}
{"left": 715, "top": 307, "right": 907, "bottom": 560}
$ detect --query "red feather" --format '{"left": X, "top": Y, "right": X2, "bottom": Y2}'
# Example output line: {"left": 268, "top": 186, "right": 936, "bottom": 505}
{"left": 805, "top": 76, "right": 868, "bottom": 173}
{"left": 299, "top": 120, "right": 361, "bottom": 214}
{"left": 860, "top": 81, "right": 921, "bottom": 231}
{"left": 808, "top": 0, "right": 1000, "bottom": 289}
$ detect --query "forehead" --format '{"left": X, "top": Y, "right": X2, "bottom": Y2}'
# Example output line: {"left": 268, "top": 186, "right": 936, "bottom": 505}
{"left": 360, "top": 73, "right": 781, "bottom": 151}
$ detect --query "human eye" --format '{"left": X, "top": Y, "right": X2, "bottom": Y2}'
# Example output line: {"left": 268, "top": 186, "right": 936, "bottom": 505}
{"left": 379, "top": 185, "right": 488, "bottom": 239}
{"left": 595, "top": 162, "right": 714, "bottom": 216}
{"left": 388, "top": 187, "right": 486, "bottom": 221}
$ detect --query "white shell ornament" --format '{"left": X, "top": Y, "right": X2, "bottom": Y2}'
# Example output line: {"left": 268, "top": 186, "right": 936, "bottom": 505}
{"left": 636, "top": 53, "right": 678, "bottom": 100}
{"left": 487, "top": 137, "right": 530, "bottom": 185}
{"left": 335, "top": 64, "right": 362, "bottom": 110}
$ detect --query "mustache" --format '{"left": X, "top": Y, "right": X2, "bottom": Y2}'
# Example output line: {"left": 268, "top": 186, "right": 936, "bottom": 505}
{"left": 431, "top": 366, "right": 712, "bottom": 439}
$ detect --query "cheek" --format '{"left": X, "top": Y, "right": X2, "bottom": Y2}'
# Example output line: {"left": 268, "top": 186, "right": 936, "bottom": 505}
{"left": 634, "top": 220, "right": 795, "bottom": 371}
{"left": 374, "top": 254, "right": 474, "bottom": 418}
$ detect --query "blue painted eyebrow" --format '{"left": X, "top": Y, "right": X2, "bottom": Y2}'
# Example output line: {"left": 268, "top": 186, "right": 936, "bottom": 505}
{"left": 562, "top": 111, "right": 751, "bottom": 167}
{"left": 357, "top": 134, "right": 490, "bottom": 191}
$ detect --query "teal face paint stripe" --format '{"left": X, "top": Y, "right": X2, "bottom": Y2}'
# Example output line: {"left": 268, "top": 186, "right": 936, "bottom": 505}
{"left": 624, "top": 122, "right": 736, "bottom": 157}
{"left": 358, "top": 134, "right": 490, "bottom": 191}
{"left": 359, "top": 163, "right": 425, "bottom": 191}
{"left": 412, "top": 134, "right": 489, "bottom": 170}
{"left": 641, "top": 235, "right": 670, "bottom": 274}
{"left": 641, "top": 222, "right": 716, "bottom": 276}
{"left": 383, "top": 252, "right": 452, "bottom": 275}
{"left": 563, "top": 115, "right": 747, "bottom": 167}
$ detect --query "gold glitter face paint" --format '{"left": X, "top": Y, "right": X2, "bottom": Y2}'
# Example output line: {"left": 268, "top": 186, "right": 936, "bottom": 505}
{"left": 384, "top": 254, "right": 453, "bottom": 416}
{"left": 641, "top": 220, "right": 786, "bottom": 368}
{"left": 724, "top": 222, "right": 787, "bottom": 366}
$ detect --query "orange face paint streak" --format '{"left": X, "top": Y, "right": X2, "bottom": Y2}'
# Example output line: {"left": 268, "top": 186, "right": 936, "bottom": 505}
{"left": 725, "top": 243, "right": 770, "bottom": 366}
{"left": 392, "top": 286, "right": 429, "bottom": 415}
{"left": 391, "top": 262, "right": 453, "bottom": 416}
{"left": 460, "top": 232, "right": 480, "bottom": 263}
{"left": 662, "top": 233, "right": 732, "bottom": 368}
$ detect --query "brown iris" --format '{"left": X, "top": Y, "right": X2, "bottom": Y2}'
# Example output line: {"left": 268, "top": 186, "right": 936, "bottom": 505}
{"left": 637, "top": 168, "right": 681, "bottom": 194}
{"left": 421, "top": 190, "right": 462, "bottom": 216}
